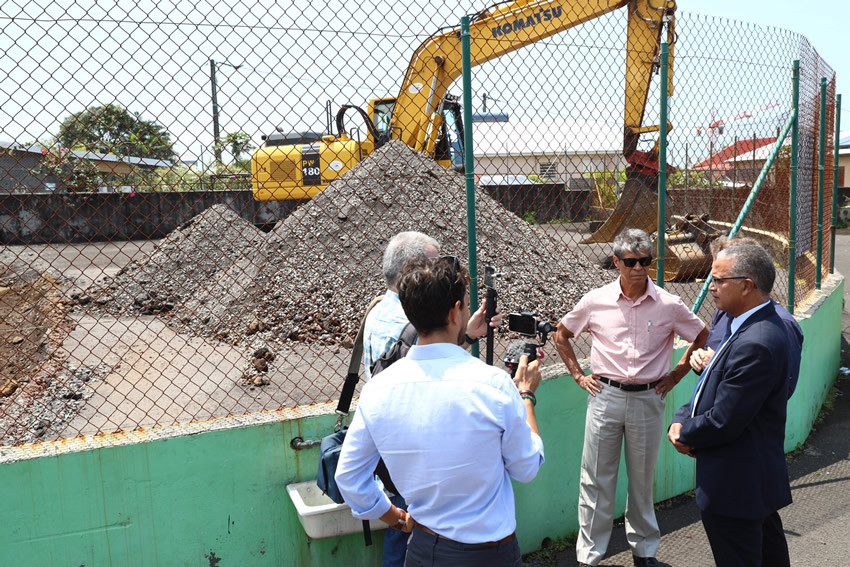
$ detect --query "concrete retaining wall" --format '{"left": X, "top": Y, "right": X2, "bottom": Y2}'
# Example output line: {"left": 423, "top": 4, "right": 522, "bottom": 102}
{"left": 0, "top": 191, "right": 306, "bottom": 244}
{"left": 1, "top": 185, "right": 594, "bottom": 244}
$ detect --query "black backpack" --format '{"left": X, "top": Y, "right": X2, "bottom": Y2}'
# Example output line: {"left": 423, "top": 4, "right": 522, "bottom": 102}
{"left": 370, "top": 322, "right": 417, "bottom": 377}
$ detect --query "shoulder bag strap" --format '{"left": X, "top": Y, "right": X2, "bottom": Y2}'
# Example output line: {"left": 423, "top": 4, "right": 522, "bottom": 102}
{"left": 334, "top": 294, "right": 384, "bottom": 420}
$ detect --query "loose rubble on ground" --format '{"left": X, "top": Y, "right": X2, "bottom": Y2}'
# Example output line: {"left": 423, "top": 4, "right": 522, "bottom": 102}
{"left": 0, "top": 261, "right": 96, "bottom": 445}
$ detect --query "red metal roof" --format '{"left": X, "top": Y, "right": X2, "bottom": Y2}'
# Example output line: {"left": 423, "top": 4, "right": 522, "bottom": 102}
{"left": 692, "top": 137, "right": 777, "bottom": 171}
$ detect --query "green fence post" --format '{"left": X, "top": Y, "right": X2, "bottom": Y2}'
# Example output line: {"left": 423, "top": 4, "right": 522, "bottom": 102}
{"left": 656, "top": 42, "right": 669, "bottom": 288}
{"left": 831, "top": 94, "right": 841, "bottom": 274}
{"left": 461, "top": 16, "right": 479, "bottom": 357}
{"left": 816, "top": 77, "right": 826, "bottom": 289}
{"left": 691, "top": 107, "right": 797, "bottom": 313}
{"left": 788, "top": 60, "right": 800, "bottom": 314}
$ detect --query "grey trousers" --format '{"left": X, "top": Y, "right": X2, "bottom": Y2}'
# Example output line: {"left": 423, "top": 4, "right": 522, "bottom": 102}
{"left": 576, "top": 386, "right": 666, "bottom": 566}
{"left": 404, "top": 526, "right": 522, "bottom": 567}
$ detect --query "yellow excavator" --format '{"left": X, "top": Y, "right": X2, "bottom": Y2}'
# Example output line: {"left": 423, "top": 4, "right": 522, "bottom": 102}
{"left": 251, "top": 0, "right": 677, "bottom": 242}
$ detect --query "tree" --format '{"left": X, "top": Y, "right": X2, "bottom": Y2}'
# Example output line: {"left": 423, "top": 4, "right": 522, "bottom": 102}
{"left": 36, "top": 146, "right": 104, "bottom": 192}
{"left": 58, "top": 103, "right": 176, "bottom": 160}
{"left": 214, "top": 132, "right": 255, "bottom": 168}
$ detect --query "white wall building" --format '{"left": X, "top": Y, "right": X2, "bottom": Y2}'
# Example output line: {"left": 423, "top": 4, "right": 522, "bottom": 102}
{"left": 471, "top": 119, "right": 625, "bottom": 183}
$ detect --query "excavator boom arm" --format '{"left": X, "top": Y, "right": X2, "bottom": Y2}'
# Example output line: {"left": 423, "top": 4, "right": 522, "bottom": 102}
{"left": 391, "top": 0, "right": 675, "bottom": 159}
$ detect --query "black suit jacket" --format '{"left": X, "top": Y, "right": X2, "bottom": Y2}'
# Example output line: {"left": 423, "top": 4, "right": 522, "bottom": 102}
{"left": 673, "top": 302, "right": 792, "bottom": 519}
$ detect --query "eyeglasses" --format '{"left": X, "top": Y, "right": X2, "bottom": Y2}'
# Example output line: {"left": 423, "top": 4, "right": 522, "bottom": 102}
{"left": 711, "top": 275, "right": 750, "bottom": 284}
{"left": 618, "top": 256, "right": 652, "bottom": 268}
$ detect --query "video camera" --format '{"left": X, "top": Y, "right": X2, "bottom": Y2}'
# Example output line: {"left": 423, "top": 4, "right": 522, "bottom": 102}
{"left": 503, "top": 312, "right": 555, "bottom": 378}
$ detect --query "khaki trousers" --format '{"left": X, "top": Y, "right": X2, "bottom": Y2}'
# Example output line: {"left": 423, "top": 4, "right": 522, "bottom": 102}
{"left": 576, "top": 385, "right": 665, "bottom": 565}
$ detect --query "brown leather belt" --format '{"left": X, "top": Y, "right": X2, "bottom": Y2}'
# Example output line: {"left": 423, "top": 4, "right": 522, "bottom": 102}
{"left": 416, "top": 524, "right": 516, "bottom": 547}
{"left": 598, "top": 376, "right": 661, "bottom": 392}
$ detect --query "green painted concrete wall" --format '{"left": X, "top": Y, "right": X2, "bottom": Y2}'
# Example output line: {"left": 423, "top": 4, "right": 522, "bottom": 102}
{"left": 0, "top": 277, "right": 842, "bottom": 566}
{"left": 783, "top": 281, "right": 844, "bottom": 452}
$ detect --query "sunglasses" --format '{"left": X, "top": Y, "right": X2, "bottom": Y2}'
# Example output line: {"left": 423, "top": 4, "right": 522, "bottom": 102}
{"left": 440, "top": 255, "right": 460, "bottom": 283}
{"left": 618, "top": 256, "right": 652, "bottom": 268}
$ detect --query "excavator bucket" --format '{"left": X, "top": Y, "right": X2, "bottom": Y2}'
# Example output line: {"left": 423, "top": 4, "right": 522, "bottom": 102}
{"left": 648, "top": 214, "right": 721, "bottom": 282}
{"left": 581, "top": 175, "right": 661, "bottom": 244}
{"left": 649, "top": 240, "right": 713, "bottom": 282}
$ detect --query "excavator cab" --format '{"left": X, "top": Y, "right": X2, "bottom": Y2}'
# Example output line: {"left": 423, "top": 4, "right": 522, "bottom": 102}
{"left": 370, "top": 98, "right": 396, "bottom": 148}
{"left": 434, "top": 98, "right": 464, "bottom": 169}
{"left": 370, "top": 96, "right": 464, "bottom": 170}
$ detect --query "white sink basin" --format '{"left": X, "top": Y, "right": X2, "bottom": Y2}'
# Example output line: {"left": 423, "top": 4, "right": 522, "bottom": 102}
{"left": 286, "top": 480, "right": 387, "bottom": 539}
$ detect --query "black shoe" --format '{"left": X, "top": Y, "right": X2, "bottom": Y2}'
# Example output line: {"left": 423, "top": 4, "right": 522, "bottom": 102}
{"left": 633, "top": 556, "right": 658, "bottom": 567}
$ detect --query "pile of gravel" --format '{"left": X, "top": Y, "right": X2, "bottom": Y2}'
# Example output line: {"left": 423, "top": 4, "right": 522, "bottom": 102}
{"left": 226, "top": 141, "right": 609, "bottom": 344}
{"left": 86, "top": 204, "right": 268, "bottom": 328}
{"left": 84, "top": 141, "right": 612, "bottom": 347}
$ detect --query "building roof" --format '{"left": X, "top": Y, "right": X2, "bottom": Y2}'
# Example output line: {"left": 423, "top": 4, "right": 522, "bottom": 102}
{"left": 471, "top": 119, "right": 621, "bottom": 157}
{"left": 692, "top": 137, "right": 777, "bottom": 171}
{"left": 0, "top": 140, "right": 174, "bottom": 168}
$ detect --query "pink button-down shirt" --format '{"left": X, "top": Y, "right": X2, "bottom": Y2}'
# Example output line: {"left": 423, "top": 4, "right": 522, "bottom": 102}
{"left": 560, "top": 277, "right": 706, "bottom": 384}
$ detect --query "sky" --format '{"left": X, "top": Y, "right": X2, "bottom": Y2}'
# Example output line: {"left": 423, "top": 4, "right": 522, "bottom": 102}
{"left": 1, "top": 0, "right": 846, "bottom": 165}
{"left": 690, "top": 0, "right": 849, "bottom": 136}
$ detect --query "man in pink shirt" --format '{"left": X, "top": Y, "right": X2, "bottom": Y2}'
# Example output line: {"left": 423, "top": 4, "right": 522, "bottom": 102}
{"left": 554, "top": 228, "right": 708, "bottom": 567}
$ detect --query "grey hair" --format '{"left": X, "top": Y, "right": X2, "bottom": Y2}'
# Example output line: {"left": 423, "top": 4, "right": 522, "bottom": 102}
{"left": 613, "top": 228, "right": 652, "bottom": 258}
{"left": 709, "top": 235, "right": 759, "bottom": 257}
{"left": 382, "top": 231, "right": 440, "bottom": 288}
{"left": 717, "top": 244, "right": 775, "bottom": 294}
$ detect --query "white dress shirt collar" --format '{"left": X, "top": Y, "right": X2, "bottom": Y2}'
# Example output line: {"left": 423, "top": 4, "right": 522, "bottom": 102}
{"left": 406, "top": 342, "right": 468, "bottom": 361}
{"left": 730, "top": 299, "right": 772, "bottom": 336}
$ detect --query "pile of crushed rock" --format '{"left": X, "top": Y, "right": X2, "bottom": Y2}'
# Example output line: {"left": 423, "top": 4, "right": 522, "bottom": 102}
{"left": 85, "top": 141, "right": 612, "bottom": 347}
{"left": 83, "top": 205, "right": 269, "bottom": 324}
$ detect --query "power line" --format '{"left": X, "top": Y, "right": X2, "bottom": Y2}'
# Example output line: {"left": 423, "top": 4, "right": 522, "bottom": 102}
{"left": 211, "top": 61, "right": 395, "bottom": 97}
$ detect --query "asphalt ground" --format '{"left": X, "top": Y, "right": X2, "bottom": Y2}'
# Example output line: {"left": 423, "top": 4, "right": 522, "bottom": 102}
{"left": 527, "top": 228, "right": 850, "bottom": 567}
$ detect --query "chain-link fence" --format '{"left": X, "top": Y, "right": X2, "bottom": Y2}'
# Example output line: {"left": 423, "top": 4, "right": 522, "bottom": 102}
{"left": 0, "top": 1, "right": 838, "bottom": 446}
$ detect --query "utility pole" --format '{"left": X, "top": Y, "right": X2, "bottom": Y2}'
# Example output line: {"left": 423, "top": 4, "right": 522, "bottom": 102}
{"left": 209, "top": 59, "right": 241, "bottom": 164}
{"left": 210, "top": 59, "right": 222, "bottom": 163}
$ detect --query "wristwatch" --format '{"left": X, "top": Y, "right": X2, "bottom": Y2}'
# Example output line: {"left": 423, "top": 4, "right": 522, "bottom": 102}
{"left": 393, "top": 509, "right": 408, "bottom": 529}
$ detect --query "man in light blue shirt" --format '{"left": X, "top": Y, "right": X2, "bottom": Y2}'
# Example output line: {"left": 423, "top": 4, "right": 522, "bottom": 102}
{"left": 337, "top": 256, "right": 544, "bottom": 566}
{"left": 362, "top": 231, "right": 439, "bottom": 381}
{"left": 361, "top": 232, "right": 500, "bottom": 566}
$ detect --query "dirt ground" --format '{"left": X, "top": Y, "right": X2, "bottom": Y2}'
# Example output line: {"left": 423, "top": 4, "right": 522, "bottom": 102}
{"left": 0, "top": 269, "right": 68, "bottom": 396}
{"left": 0, "top": 241, "right": 157, "bottom": 444}
{"left": 1, "top": 240, "right": 158, "bottom": 394}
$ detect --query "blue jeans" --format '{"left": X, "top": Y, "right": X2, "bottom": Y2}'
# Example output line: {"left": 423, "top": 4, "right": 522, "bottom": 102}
{"left": 383, "top": 494, "right": 409, "bottom": 567}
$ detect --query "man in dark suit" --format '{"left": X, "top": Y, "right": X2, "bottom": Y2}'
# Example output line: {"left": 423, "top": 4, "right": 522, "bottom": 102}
{"left": 688, "top": 236, "right": 803, "bottom": 400}
{"left": 668, "top": 244, "right": 792, "bottom": 566}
